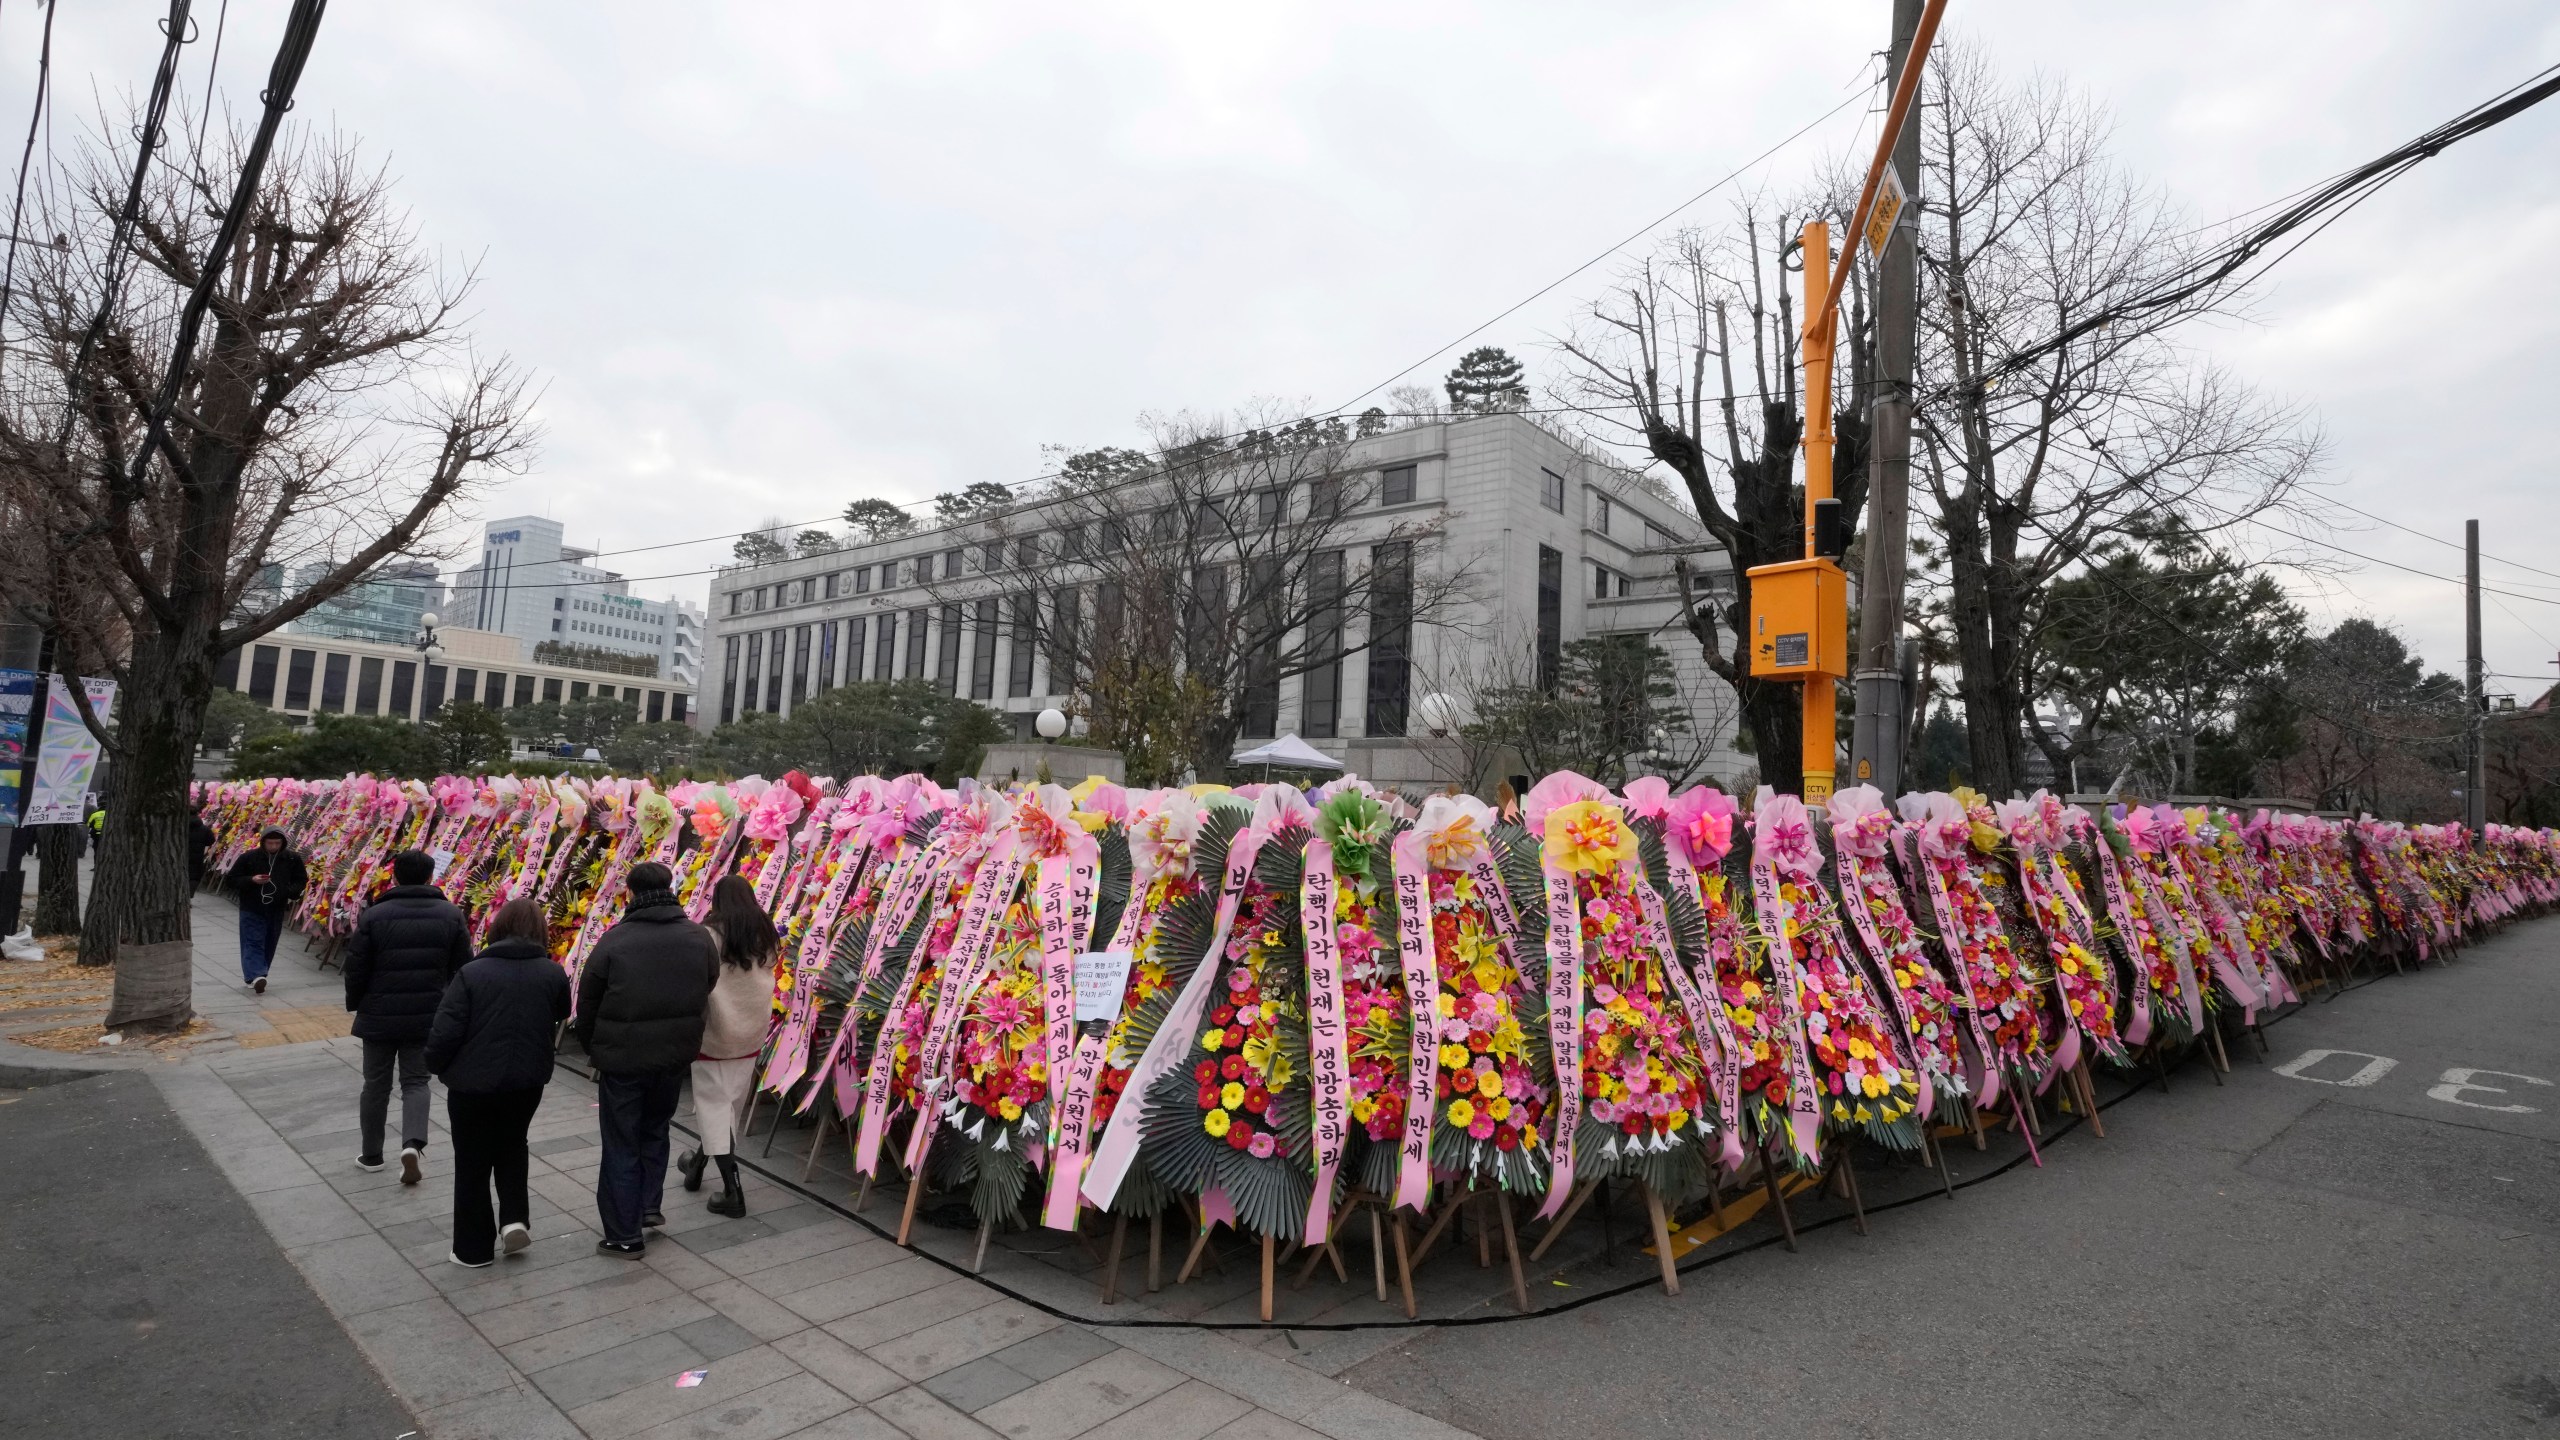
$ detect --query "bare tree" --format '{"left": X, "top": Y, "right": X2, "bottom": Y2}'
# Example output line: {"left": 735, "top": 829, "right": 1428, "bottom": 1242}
{"left": 0, "top": 115, "right": 533, "bottom": 1028}
{"left": 1907, "top": 44, "right": 2320, "bottom": 797}
{"left": 1555, "top": 196, "right": 1871, "bottom": 794}
{"left": 956, "top": 409, "right": 1474, "bottom": 784}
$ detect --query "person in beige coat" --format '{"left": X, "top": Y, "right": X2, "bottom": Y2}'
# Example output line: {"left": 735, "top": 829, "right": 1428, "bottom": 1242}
{"left": 677, "top": 875, "right": 778, "bottom": 1217}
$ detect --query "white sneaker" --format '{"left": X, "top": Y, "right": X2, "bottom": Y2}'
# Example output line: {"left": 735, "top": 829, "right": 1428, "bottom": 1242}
{"left": 251, "top": 975, "right": 266, "bottom": 994}
{"left": 355, "top": 1155, "right": 385, "bottom": 1173}
{"left": 448, "top": 1251, "right": 493, "bottom": 1269}
{"left": 501, "top": 1223, "right": 532, "bottom": 1257}
{"left": 400, "top": 1147, "right": 422, "bottom": 1186}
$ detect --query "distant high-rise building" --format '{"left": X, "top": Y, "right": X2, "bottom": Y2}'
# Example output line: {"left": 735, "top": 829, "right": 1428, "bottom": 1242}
{"left": 285, "top": 560, "right": 443, "bottom": 646}
{"left": 444, "top": 516, "right": 700, "bottom": 685}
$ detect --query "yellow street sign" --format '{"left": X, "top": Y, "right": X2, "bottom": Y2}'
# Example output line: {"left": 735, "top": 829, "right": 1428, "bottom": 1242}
{"left": 1864, "top": 167, "right": 1907, "bottom": 258}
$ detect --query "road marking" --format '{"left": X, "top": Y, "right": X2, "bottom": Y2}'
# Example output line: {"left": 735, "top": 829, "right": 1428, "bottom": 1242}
{"left": 2424, "top": 1067, "right": 2552, "bottom": 1114}
{"left": 2272, "top": 1049, "right": 2399, "bottom": 1088}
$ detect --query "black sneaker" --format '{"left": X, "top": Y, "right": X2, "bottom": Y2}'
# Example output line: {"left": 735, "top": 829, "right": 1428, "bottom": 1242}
{"left": 355, "top": 1155, "right": 385, "bottom": 1173}
{"left": 251, "top": 976, "right": 266, "bottom": 995}
{"left": 642, "top": 1210, "right": 665, "bottom": 1229}
{"left": 596, "top": 1239, "right": 646, "bottom": 1260}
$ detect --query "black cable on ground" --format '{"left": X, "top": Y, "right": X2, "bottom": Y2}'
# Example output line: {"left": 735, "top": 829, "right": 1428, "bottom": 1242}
{"left": 543, "top": 931, "right": 2464, "bottom": 1334}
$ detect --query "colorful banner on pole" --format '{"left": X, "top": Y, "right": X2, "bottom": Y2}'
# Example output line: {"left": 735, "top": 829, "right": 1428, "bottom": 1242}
{"left": 24, "top": 677, "right": 116, "bottom": 826}
{"left": 0, "top": 669, "right": 35, "bottom": 823}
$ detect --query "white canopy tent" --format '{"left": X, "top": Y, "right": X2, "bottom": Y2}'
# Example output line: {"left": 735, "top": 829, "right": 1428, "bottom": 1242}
{"left": 1229, "top": 733, "right": 1343, "bottom": 775}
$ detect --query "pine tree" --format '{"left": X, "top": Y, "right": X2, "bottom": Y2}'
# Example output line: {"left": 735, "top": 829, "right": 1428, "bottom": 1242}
{"left": 1443, "top": 346, "right": 1528, "bottom": 414}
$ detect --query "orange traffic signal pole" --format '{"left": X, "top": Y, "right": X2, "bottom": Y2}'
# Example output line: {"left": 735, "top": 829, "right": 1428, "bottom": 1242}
{"left": 1749, "top": 0, "right": 1948, "bottom": 802}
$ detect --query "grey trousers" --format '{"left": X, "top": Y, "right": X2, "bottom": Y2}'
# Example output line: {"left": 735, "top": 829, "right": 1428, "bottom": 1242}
{"left": 360, "top": 1039, "right": 432, "bottom": 1158}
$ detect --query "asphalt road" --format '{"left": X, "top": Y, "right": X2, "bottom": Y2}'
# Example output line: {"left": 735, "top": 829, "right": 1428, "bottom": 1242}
{"left": 1345, "top": 924, "right": 2560, "bottom": 1440}
{"left": 0, "top": 1070, "right": 419, "bottom": 1439}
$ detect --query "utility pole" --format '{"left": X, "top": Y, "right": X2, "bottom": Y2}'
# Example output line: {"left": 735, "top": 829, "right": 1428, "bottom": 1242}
{"left": 2465, "top": 518, "right": 2485, "bottom": 830}
{"left": 1850, "top": 0, "right": 1924, "bottom": 799}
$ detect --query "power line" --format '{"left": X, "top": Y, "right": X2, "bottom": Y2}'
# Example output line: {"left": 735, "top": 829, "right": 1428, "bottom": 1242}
{"left": 2323, "top": 494, "right": 2560, "bottom": 591}
{"left": 0, "top": 0, "right": 57, "bottom": 375}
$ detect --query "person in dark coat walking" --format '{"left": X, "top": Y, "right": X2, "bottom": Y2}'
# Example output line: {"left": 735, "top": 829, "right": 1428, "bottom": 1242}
{"left": 344, "top": 849, "right": 472, "bottom": 1184}
{"left": 425, "top": 898, "right": 571, "bottom": 1268}
{"left": 572, "top": 861, "right": 719, "bottom": 1257}
{"left": 223, "top": 828, "right": 308, "bottom": 993}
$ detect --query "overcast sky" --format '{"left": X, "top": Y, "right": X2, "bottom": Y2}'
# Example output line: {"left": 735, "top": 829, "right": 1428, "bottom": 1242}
{"left": 8, "top": 2, "right": 2558, "bottom": 688}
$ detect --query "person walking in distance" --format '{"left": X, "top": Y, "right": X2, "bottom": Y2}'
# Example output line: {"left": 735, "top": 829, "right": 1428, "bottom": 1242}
{"left": 223, "top": 828, "right": 307, "bottom": 994}
{"left": 425, "top": 898, "right": 571, "bottom": 1267}
{"left": 573, "top": 862, "right": 719, "bottom": 1258}
{"left": 677, "top": 876, "right": 778, "bottom": 1219}
{"left": 344, "top": 849, "right": 473, "bottom": 1184}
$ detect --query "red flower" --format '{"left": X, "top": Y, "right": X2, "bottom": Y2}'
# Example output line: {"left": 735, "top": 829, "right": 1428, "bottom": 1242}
{"left": 1194, "top": 1060, "right": 1216, "bottom": 1085}
{"left": 1220, "top": 1054, "right": 1247, "bottom": 1080}
{"left": 1243, "top": 1086, "right": 1269, "bottom": 1113}
{"left": 1225, "top": 1123, "right": 1254, "bottom": 1150}
{"left": 1494, "top": 1128, "right": 1519, "bottom": 1151}
{"left": 1197, "top": 1085, "right": 1221, "bottom": 1110}
{"left": 1212, "top": 1004, "right": 1235, "bottom": 1026}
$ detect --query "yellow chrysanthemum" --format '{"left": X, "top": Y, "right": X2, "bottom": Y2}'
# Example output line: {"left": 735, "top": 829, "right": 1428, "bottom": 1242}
{"left": 998, "top": 1097, "right": 1022, "bottom": 1121}
{"left": 1201, "top": 1028, "right": 1225, "bottom": 1052}
{"left": 1477, "top": 1070, "right": 1504, "bottom": 1099}
{"left": 1203, "top": 1108, "right": 1232, "bottom": 1137}
{"left": 1436, "top": 993, "right": 1457, "bottom": 1017}
{"left": 1221, "top": 1081, "right": 1245, "bottom": 1110}
{"left": 1487, "top": 1097, "right": 1511, "bottom": 1120}
{"left": 1446, "top": 1098, "right": 1476, "bottom": 1127}
{"left": 1440, "top": 1044, "right": 1471, "bottom": 1070}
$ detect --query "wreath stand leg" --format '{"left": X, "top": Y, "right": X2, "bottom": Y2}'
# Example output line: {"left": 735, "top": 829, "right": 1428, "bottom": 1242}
{"left": 1706, "top": 1173, "right": 1728, "bottom": 1232}
{"left": 1475, "top": 1193, "right": 1493, "bottom": 1270}
{"left": 2147, "top": 1041, "right": 2171, "bottom": 1094}
{"left": 797, "top": 1109, "right": 836, "bottom": 1182}
{"left": 1526, "top": 1178, "right": 1601, "bottom": 1263}
{"left": 1755, "top": 1138, "right": 1800, "bottom": 1253}
{"left": 756, "top": 1092, "right": 785, "bottom": 1158}
{"left": 1967, "top": 1100, "right": 1989, "bottom": 1152}
{"left": 1146, "top": 1211, "right": 1164, "bottom": 1293}
{"left": 1637, "top": 1182, "right": 1679, "bottom": 1296}
{"left": 1175, "top": 1202, "right": 1226, "bottom": 1284}
{"left": 1830, "top": 1151, "right": 1868, "bottom": 1235}
{"left": 895, "top": 1124, "right": 931, "bottom": 1246}
{"left": 1099, "top": 1212, "right": 1128, "bottom": 1305}
{"left": 1390, "top": 1213, "right": 1417, "bottom": 1318}
{"left": 2073, "top": 1060, "right": 2106, "bottom": 1138}
{"left": 1495, "top": 1190, "right": 1529, "bottom": 1312}
{"left": 2203, "top": 1018, "right": 2231, "bottom": 1075}
{"left": 969, "top": 1219, "right": 994, "bottom": 1275}
{"left": 1927, "top": 1127, "right": 1956, "bottom": 1199}
{"left": 1259, "top": 1233, "right": 1276, "bottom": 1323}
{"left": 1407, "top": 1193, "right": 1468, "bottom": 1267}
{"left": 1292, "top": 1201, "right": 1353, "bottom": 1290}
{"left": 1367, "top": 1207, "right": 1387, "bottom": 1304}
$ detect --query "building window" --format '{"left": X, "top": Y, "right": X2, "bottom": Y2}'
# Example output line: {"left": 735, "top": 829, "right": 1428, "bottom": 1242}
{"left": 1048, "top": 588, "right": 1080, "bottom": 694}
{"left": 248, "top": 645, "right": 280, "bottom": 705}
{"left": 514, "top": 674, "right": 535, "bottom": 707}
{"left": 905, "top": 608, "right": 929, "bottom": 681}
{"left": 844, "top": 617, "right": 867, "bottom": 688}
{"left": 872, "top": 612, "right": 898, "bottom": 681}
{"left": 1381, "top": 464, "right": 1416, "bottom": 506}
{"left": 743, "top": 632, "right": 764, "bottom": 714}
{"left": 1240, "top": 559, "right": 1281, "bottom": 739}
{"left": 1593, "top": 563, "right": 1612, "bottom": 600}
{"left": 1536, "top": 545, "right": 1563, "bottom": 692}
{"left": 823, "top": 572, "right": 838, "bottom": 599}
{"left": 542, "top": 677, "right": 562, "bottom": 703}
{"left": 753, "top": 587, "right": 767, "bottom": 612}
{"left": 720, "top": 636, "right": 740, "bottom": 724}
{"left": 1063, "top": 525, "right": 1086, "bottom": 559}
{"left": 1008, "top": 594, "right": 1037, "bottom": 698}
{"left": 320, "top": 654, "right": 350, "bottom": 712}
{"left": 1014, "top": 536, "right": 1038, "bottom": 569}
{"left": 671, "top": 693, "right": 688, "bottom": 725}
{"left": 391, "top": 660, "right": 418, "bottom": 717}
{"left": 569, "top": 680, "right": 588, "bottom": 702}
{"left": 1540, "top": 468, "right": 1565, "bottom": 513}
{"left": 481, "top": 671, "right": 505, "bottom": 706}
{"left": 1366, "top": 541, "right": 1412, "bottom": 737}
{"left": 1309, "top": 476, "right": 1342, "bottom": 520}
{"left": 765, "top": 629, "right": 786, "bottom": 712}
{"left": 935, "top": 605, "right": 961, "bottom": 695}
{"left": 454, "top": 669, "right": 479, "bottom": 710}
{"left": 970, "top": 599, "right": 997, "bottom": 700}
{"left": 1255, "top": 488, "right": 1286, "bottom": 528}
{"left": 283, "top": 649, "right": 315, "bottom": 710}
{"left": 816, "top": 620, "right": 838, "bottom": 695}
{"left": 1591, "top": 492, "right": 1612, "bottom": 536}
{"left": 855, "top": 566, "right": 872, "bottom": 595}
{"left": 982, "top": 542, "right": 1003, "bottom": 575}
{"left": 214, "top": 648, "right": 242, "bottom": 691}
{"left": 790, "top": 624, "right": 811, "bottom": 707}
{"left": 1301, "top": 551, "right": 1344, "bottom": 739}
{"left": 943, "top": 550, "right": 963, "bottom": 582}
{"left": 646, "top": 690, "right": 664, "bottom": 723}
{"left": 357, "top": 656, "right": 383, "bottom": 714}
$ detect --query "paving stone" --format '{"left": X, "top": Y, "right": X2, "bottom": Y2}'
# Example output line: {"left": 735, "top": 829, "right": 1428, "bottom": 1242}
{"left": 567, "top": 1343, "right": 803, "bottom": 1440}
{"left": 415, "top": 1387, "right": 589, "bottom": 1440}
{"left": 531, "top": 1329, "right": 709, "bottom": 1412}
{"left": 283, "top": 1231, "right": 439, "bottom": 1317}
{"left": 501, "top": 1292, "right": 721, "bottom": 1374}
{"left": 870, "top": 1300, "right": 1060, "bottom": 1382}
{"left": 473, "top": 1267, "right": 685, "bottom": 1348}
{"left": 774, "top": 1407, "right": 908, "bottom": 1440}
{"left": 344, "top": 1294, "right": 523, "bottom": 1411}
{"left": 1296, "top": 1389, "right": 1480, "bottom": 1440}
{"left": 676, "top": 1313, "right": 766, "bottom": 1361}
{"left": 868, "top": 1384, "right": 1006, "bottom": 1440}
{"left": 707, "top": 1223, "right": 887, "bottom": 1280}
{"left": 970, "top": 1350, "right": 1186, "bottom": 1440}
{"left": 777, "top": 1255, "right": 949, "bottom": 1324}
{"left": 770, "top": 1328, "right": 905, "bottom": 1403}
{"left": 820, "top": 1278, "right": 1000, "bottom": 1351}
{"left": 452, "top": 1251, "right": 666, "bottom": 1316}
{"left": 917, "top": 1355, "right": 1038, "bottom": 1413}
{"left": 1104, "top": 1380, "right": 1257, "bottom": 1440}
{"left": 243, "top": 1180, "right": 372, "bottom": 1249}
{"left": 699, "top": 1277, "right": 820, "bottom": 1341}
{"left": 989, "top": 1324, "right": 1118, "bottom": 1383}
{"left": 1200, "top": 1413, "right": 1328, "bottom": 1440}
{"left": 623, "top": 1374, "right": 860, "bottom": 1440}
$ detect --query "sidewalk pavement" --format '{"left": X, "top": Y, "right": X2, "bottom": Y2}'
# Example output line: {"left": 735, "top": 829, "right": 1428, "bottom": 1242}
{"left": 130, "top": 904, "right": 1484, "bottom": 1440}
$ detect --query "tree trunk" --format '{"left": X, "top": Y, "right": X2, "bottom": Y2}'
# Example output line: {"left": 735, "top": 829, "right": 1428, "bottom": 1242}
{"left": 33, "top": 825, "right": 82, "bottom": 937}
{"left": 1739, "top": 672, "right": 1802, "bottom": 796}
{"left": 95, "top": 633, "right": 212, "bottom": 1028}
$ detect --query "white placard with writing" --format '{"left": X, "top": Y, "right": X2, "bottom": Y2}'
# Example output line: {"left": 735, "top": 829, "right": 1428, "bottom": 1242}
{"left": 1073, "top": 949, "right": 1135, "bottom": 1024}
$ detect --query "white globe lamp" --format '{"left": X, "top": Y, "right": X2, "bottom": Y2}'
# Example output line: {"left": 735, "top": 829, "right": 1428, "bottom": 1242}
{"left": 1416, "top": 692, "right": 1461, "bottom": 738}
{"left": 1035, "top": 707, "right": 1068, "bottom": 741}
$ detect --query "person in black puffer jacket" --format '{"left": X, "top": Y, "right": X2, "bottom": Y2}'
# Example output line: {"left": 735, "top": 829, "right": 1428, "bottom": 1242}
{"left": 425, "top": 898, "right": 571, "bottom": 1268}
{"left": 225, "top": 828, "right": 309, "bottom": 991}
{"left": 572, "top": 861, "right": 719, "bottom": 1255}
{"left": 345, "top": 849, "right": 473, "bottom": 1185}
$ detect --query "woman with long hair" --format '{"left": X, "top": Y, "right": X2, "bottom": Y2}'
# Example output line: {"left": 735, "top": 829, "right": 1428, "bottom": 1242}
{"left": 424, "top": 898, "right": 571, "bottom": 1266}
{"left": 678, "top": 874, "right": 778, "bottom": 1217}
